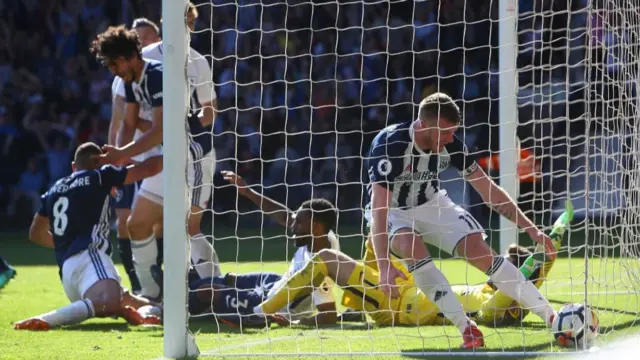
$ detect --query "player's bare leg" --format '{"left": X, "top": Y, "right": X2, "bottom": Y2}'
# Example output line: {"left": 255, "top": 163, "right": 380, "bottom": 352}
{"left": 15, "top": 279, "right": 122, "bottom": 330}
{"left": 456, "top": 233, "right": 555, "bottom": 326}
{"left": 127, "top": 194, "right": 163, "bottom": 299}
{"left": 116, "top": 208, "right": 141, "bottom": 293}
{"left": 390, "top": 229, "right": 484, "bottom": 348}
{"left": 188, "top": 206, "right": 221, "bottom": 278}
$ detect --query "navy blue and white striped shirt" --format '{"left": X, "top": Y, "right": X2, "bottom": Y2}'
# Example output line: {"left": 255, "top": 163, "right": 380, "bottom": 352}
{"left": 124, "top": 60, "right": 212, "bottom": 157}
{"left": 38, "top": 165, "right": 128, "bottom": 268}
{"left": 366, "top": 121, "right": 478, "bottom": 209}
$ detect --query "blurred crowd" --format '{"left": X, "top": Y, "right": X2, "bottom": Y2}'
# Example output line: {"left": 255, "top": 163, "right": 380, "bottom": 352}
{"left": 0, "top": 0, "right": 632, "bottom": 230}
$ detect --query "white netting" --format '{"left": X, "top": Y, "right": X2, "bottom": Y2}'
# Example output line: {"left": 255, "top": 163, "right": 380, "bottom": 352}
{"left": 176, "top": 0, "right": 640, "bottom": 356}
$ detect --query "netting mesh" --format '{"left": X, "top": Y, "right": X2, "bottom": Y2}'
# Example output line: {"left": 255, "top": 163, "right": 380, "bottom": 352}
{"left": 178, "top": 0, "right": 640, "bottom": 356}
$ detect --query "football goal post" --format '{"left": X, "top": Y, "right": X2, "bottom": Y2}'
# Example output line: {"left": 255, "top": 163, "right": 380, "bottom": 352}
{"left": 162, "top": 0, "right": 640, "bottom": 358}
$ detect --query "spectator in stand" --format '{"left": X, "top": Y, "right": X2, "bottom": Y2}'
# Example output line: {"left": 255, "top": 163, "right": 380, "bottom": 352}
{"left": 6, "top": 157, "right": 46, "bottom": 219}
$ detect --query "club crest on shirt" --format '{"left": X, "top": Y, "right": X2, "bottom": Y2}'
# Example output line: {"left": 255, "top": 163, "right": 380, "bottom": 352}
{"left": 439, "top": 156, "right": 450, "bottom": 171}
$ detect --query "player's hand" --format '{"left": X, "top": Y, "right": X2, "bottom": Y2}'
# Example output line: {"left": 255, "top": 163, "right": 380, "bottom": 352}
{"left": 269, "top": 314, "right": 291, "bottom": 327}
{"left": 527, "top": 228, "right": 556, "bottom": 260}
{"left": 378, "top": 262, "right": 407, "bottom": 299}
{"left": 98, "top": 145, "right": 129, "bottom": 167}
{"left": 221, "top": 171, "right": 250, "bottom": 195}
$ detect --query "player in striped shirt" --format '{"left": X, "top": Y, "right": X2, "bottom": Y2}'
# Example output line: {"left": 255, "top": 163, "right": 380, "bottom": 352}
{"left": 108, "top": 13, "right": 220, "bottom": 298}
{"left": 109, "top": 18, "right": 162, "bottom": 295}
{"left": 91, "top": 25, "right": 217, "bottom": 301}
{"left": 366, "top": 93, "right": 557, "bottom": 348}
{"left": 14, "top": 143, "right": 162, "bottom": 330}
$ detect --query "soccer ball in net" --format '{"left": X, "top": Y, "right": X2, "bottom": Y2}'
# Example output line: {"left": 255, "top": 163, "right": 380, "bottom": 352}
{"left": 552, "top": 303, "right": 599, "bottom": 349}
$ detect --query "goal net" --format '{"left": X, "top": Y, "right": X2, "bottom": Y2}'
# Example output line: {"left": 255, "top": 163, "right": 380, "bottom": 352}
{"left": 161, "top": 0, "right": 640, "bottom": 357}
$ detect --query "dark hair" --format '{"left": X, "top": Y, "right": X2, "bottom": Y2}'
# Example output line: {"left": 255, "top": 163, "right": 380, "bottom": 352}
{"left": 74, "top": 142, "right": 102, "bottom": 170}
{"left": 300, "top": 198, "right": 337, "bottom": 232}
{"left": 132, "top": 18, "right": 160, "bottom": 35}
{"left": 90, "top": 25, "right": 141, "bottom": 63}
{"left": 418, "top": 92, "right": 461, "bottom": 124}
{"left": 506, "top": 244, "right": 533, "bottom": 268}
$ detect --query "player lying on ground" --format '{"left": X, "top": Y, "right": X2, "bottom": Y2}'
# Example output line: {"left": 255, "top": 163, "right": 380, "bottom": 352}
{"left": 366, "top": 92, "right": 557, "bottom": 348}
{"left": 188, "top": 171, "right": 340, "bottom": 326}
{"left": 14, "top": 143, "right": 163, "bottom": 331}
{"left": 92, "top": 23, "right": 218, "bottom": 301}
{"left": 253, "top": 243, "right": 539, "bottom": 327}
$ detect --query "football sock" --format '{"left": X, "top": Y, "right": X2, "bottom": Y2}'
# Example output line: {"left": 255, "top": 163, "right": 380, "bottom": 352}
{"left": 411, "top": 257, "right": 472, "bottom": 334}
{"left": 487, "top": 256, "right": 555, "bottom": 325}
{"left": 190, "top": 234, "right": 221, "bottom": 278}
{"left": 40, "top": 299, "right": 95, "bottom": 327}
{"left": 156, "top": 237, "right": 164, "bottom": 266}
{"left": 256, "top": 254, "right": 327, "bottom": 315}
{"left": 118, "top": 238, "right": 141, "bottom": 292}
{"left": 131, "top": 234, "right": 160, "bottom": 298}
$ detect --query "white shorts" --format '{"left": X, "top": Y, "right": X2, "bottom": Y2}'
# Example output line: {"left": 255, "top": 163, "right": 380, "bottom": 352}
{"left": 385, "top": 191, "right": 485, "bottom": 255}
{"left": 138, "top": 149, "right": 215, "bottom": 209}
{"left": 61, "top": 248, "right": 121, "bottom": 302}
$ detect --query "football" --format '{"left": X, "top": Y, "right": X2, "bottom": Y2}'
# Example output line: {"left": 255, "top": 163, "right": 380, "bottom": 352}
{"left": 552, "top": 303, "right": 599, "bottom": 349}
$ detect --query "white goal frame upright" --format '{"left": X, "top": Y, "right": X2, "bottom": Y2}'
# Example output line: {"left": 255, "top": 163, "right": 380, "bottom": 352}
{"left": 162, "top": 0, "right": 198, "bottom": 358}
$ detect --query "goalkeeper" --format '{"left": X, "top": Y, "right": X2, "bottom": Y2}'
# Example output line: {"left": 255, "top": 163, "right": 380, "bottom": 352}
{"left": 254, "top": 205, "right": 572, "bottom": 326}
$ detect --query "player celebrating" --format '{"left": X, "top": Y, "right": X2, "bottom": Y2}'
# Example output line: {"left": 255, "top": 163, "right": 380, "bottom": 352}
{"left": 187, "top": 171, "right": 339, "bottom": 325}
{"left": 109, "top": 17, "right": 162, "bottom": 295}
{"left": 91, "top": 24, "right": 217, "bottom": 301}
{"left": 366, "top": 92, "right": 557, "bottom": 348}
{"left": 14, "top": 143, "right": 162, "bottom": 330}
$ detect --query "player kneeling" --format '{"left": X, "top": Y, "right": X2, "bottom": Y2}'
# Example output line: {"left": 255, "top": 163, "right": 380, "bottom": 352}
{"left": 14, "top": 143, "right": 163, "bottom": 331}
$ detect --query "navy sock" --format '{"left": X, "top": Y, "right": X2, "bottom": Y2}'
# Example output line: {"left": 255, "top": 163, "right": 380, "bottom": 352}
{"left": 156, "top": 238, "right": 164, "bottom": 266}
{"left": 118, "top": 238, "right": 141, "bottom": 291}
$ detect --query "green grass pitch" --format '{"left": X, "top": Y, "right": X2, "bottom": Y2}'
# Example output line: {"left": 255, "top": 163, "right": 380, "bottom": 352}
{"left": 1, "top": 231, "right": 639, "bottom": 360}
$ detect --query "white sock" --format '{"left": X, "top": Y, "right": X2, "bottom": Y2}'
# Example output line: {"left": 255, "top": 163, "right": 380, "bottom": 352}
{"left": 487, "top": 256, "right": 555, "bottom": 325}
{"left": 190, "top": 234, "right": 221, "bottom": 278}
{"left": 39, "top": 299, "right": 95, "bottom": 327}
{"left": 131, "top": 234, "right": 160, "bottom": 298}
{"left": 253, "top": 305, "right": 264, "bottom": 315}
{"left": 410, "top": 258, "right": 472, "bottom": 333}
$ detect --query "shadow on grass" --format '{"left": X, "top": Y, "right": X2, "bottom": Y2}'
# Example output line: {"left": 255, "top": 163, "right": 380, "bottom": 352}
{"left": 401, "top": 341, "right": 555, "bottom": 359}
{"left": 63, "top": 322, "right": 145, "bottom": 332}
{"left": 548, "top": 298, "right": 640, "bottom": 317}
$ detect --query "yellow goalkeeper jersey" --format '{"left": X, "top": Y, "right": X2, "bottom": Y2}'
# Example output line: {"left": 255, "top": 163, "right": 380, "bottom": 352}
{"left": 350, "top": 239, "right": 543, "bottom": 325}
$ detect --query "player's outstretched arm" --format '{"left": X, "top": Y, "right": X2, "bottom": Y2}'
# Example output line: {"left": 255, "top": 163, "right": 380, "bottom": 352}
{"left": 122, "top": 156, "right": 163, "bottom": 185}
{"left": 222, "top": 170, "right": 292, "bottom": 228}
{"left": 28, "top": 214, "right": 54, "bottom": 248}
{"left": 109, "top": 94, "right": 125, "bottom": 146}
{"left": 465, "top": 166, "right": 556, "bottom": 259}
{"left": 118, "top": 105, "right": 163, "bottom": 160}
{"left": 370, "top": 183, "right": 405, "bottom": 298}
{"left": 116, "top": 102, "right": 140, "bottom": 148}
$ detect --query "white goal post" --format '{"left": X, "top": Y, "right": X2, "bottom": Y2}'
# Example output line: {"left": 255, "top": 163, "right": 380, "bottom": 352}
{"left": 161, "top": 0, "right": 640, "bottom": 358}
{"left": 162, "top": 0, "right": 198, "bottom": 358}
